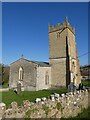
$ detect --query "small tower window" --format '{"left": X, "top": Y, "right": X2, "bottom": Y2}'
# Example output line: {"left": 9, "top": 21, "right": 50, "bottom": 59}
{"left": 19, "top": 67, "right": 23, "bottom": 80}
{"left": 72, "top": 61, "right": 75, "bottom": 68}
{"left": 72, "top": 61, "right": 74, "bottom": 65}
{"left": 45, "top": 71, "right": 49, "bottom": 85}
{"left": 57, "top": 32, "right": 60, "bottom": 38}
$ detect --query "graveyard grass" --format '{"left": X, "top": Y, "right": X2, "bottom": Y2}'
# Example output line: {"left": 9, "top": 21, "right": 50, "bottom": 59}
{"left": 1, "top": 87, "right": 90, "bottom": 119}
{"left": 2, "top": 83, "right": 8, "bottom": 88}
{"left": 82, "top": 79, "right": 90, "bottom": 87}
{"left": 1, "top": 88, "right": 68, "bottom": 108}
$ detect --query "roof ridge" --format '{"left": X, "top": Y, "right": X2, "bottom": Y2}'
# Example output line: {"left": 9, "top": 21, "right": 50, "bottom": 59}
{"left": 10, "top": 58, "right": 50, "bottom": 67}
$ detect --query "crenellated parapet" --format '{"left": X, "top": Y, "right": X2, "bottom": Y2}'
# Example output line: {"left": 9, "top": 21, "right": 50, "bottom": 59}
{"left": 48, "top": 17, "right": 75, "bottom": 34}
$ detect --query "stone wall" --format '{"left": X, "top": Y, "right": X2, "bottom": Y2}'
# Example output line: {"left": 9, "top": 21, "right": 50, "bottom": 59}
{"left": 50, "top": 58, "right": 66, "bottom": 87}
{"left": 49, "top": 28, "right": 67, "bottom": 59}
{"left": 36, "top": 66, "right": 51, "bottom": 91}
{"left": 0, "top": 89, "right": 89, "bottom": 119}
{"left": 49, "top": 20, "right": 81, "bottom": 88}
{"left": 49, "top": 28, "right": 68, "bottom": 87}
{"left": 67, "top": 29, "right": 81, "bottom": 86}
{"left": 9, "top": 58, "right": 37, "bottom": 91}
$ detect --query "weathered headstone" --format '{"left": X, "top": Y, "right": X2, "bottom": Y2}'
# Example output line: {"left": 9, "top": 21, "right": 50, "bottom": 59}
{"left": 78, "top": 83, "right": 83, "bottom": 90}
{"left": 68, "top": 82, "right": 76, "bottom": 92}
{"left": 17, "top": 82, "right": 21, "bottom": 94}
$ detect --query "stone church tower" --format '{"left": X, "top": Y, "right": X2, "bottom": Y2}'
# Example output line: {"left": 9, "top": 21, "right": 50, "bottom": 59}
{"left": 48, "top": 17, "right": 81, "bottom": 88}
{"left": 9, "top": 17, "right": 81, "bottom": 91}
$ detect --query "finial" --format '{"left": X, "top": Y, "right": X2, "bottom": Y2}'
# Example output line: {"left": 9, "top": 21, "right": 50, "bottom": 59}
{"left": 21, "top": 54, "right": 24, "bottom": 59}
{"left": 66, "top": 16, "right": 68, "bottom": 23}
{"left": 73, "top": 27, "right": 75, "bottom": 33}
{"left": 48, "top": 23, "right": 51, "bottom": 32}
{"left": 66, "top": 16, "right": 69, "bottom": 27}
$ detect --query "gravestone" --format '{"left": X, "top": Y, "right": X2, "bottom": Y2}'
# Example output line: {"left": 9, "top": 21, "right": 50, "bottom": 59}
{"left": 78, "top": 83, "right": 83, "bottom": 90}
{"left": 68, "top": 82, "right": 76, "bottom": 92}
{"left": 17, "top": 82, "right": 21, "bottom": 94}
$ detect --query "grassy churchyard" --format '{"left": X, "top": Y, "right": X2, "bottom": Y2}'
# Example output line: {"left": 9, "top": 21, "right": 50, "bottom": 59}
{"left": 1, "top": 79, "right": 90, "bottom": 108}
{"left": 1, "top": 88, "right": 68, "bottom": 108}
{"left": 0, "top": 80, "right": 90, "bottom": 119}
{"left": 0, "top": 84, "right": 90, "bottom": 119}
{"left": 81, "top": 79, "right": 90, "bottom": 87}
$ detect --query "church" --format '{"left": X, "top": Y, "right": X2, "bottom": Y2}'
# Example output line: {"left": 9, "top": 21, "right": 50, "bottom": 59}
{"left": 9, "top": 17, "right": 81, "bottom": 91}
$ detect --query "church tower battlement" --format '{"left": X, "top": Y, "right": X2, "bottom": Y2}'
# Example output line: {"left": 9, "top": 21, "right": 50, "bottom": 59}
{"left": 48, "top": 17, "right": 75, "bottom": 34}
{"left": 48, "top": 17, "right": 81, "bottom": 88}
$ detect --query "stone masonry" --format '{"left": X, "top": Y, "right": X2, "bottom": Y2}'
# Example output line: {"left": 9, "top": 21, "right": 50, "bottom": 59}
{"left": 49, "top": 17, "right": 81, "bottom": 88}
{"left": 9, "top": 59, "right": 37, "bottom": 91}
{"left": 0, "top": 89, "right": 89, "bottom": 119}
{"left": 9, "top": 58, "right": 51, "bottom": 91}
{"left": 9, "top": 17, "right": 81, "bottom": 91}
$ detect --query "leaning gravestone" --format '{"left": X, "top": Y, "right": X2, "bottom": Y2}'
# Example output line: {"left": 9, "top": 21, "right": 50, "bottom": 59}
{"left": 17, "top": 82, "right": 21, "bottom": 94}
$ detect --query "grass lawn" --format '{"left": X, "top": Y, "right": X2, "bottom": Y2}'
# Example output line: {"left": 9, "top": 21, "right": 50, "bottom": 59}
{"left": 1, "top": 87, "right": 90, "bottom": 119}
{"left": 0, "top": 82, "right": 9, "bottom": 89}
{"left": 1, "top": 88, "right": 68, "bottom": 108}
{"left": 2, "top": 83, "right": 9, "bottom": 88}
{"left": 81, "top": 79, "right": 90, "bottom": 87}
{"left": 75, "top": 107, "right": 90, "bottom": 119}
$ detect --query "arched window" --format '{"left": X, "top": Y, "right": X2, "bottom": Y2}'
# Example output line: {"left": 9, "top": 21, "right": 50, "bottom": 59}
{"left": 45, "top": 71, "right": 49, "bottom": 85}
{"left": 19, "top": 67, "right": 23, "bottom": 80}
{"left": 57, "top": 32, "right": 60, "bottom": 38}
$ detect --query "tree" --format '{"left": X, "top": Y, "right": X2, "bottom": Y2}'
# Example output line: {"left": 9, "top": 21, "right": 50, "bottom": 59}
{"left": 0, "top": 64, "right": 10, "bottom": 84}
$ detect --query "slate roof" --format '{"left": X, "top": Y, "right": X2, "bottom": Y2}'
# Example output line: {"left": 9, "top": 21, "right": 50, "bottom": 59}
{"left": 10, "top": 58, "right": 51, "bottom": 67}
{"left": 32, "top": 61, "right": 51, "bottom": 67}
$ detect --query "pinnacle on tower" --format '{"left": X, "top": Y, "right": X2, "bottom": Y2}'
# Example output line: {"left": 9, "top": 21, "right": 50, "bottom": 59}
{"left": 66, "top": 16, "right": 69, "bottom": 26}
{"left": 73, "top": 27, "right": 75, "bottom": 33}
